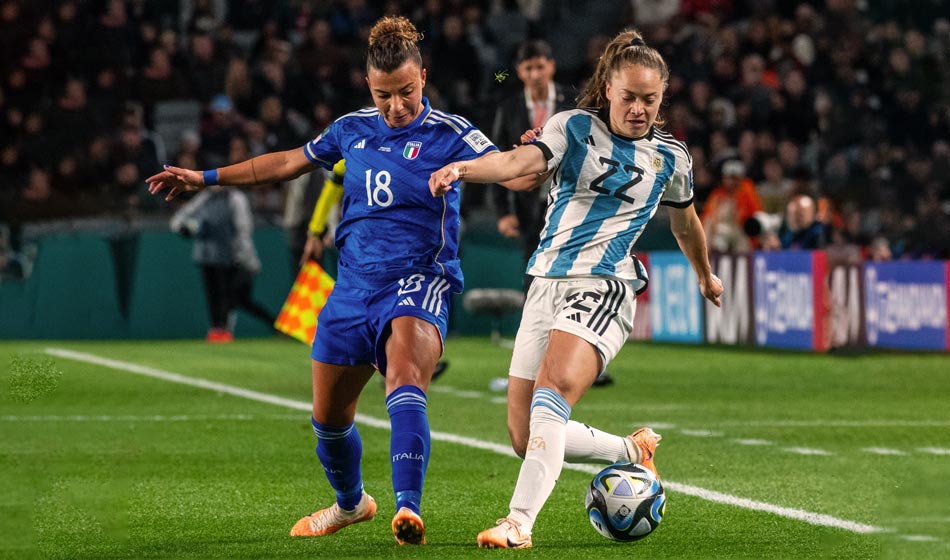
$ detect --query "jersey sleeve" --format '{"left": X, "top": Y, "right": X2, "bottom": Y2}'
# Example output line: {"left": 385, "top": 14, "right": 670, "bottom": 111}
{"left": 531, "top": 111, "right": 570, "bottom": 172}
{"left": 660, "top": 149, "right": 694, "bottom": 208}
{"left": 302, "top": 121, "right": 343, "bottom": 170}
{"left": 452, "top": 122, "right": 497, "bottom": 161}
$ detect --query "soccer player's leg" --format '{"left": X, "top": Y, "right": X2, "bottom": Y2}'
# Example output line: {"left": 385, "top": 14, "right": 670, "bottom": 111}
{"left": 375, "top": 274, "right": 451, "bottom": 545}
{"left": 550, "top": 280, "right": 663, "bottom": 474}
{"left": 290, "top": 361, "right": 377, "bottom": 537}
{"left": 292, "top": 288, "right": 378, "bottom": 537}
{"left": 505, "top": 276, "right": 555, "bottom": 459}
{"left": 478, "top": 330, "right": 599, "bottom": 548}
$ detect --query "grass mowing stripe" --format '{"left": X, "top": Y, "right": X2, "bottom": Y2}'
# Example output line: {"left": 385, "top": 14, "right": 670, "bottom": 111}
{"left": 44, "top": 347, "right": 893, "bottom": 538}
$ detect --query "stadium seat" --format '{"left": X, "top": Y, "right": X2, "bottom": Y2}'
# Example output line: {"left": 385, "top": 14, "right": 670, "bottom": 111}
{"left": 462, "top": 288, "right": 524, "bottom": 345}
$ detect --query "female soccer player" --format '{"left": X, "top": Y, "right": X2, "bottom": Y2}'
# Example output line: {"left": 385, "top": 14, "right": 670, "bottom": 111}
{"left": 430, "top": 30, "right": 723, "bottom": 549}
{"left": 147, "top": 16, "right": 497, "bottom": 545}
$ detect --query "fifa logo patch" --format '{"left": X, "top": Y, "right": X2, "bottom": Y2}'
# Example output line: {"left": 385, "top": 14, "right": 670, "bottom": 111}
{"left": 651, "top": 155, "right": 663, "bottom": 171}
{"left": 403, "top": 141, "right": 422, "bottom": 160}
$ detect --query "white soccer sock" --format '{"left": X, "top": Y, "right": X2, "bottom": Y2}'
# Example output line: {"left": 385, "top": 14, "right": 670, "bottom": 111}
{"left": 508, "top": 388, "right": 570, "bottom": 534}
{"left": 564, "top": 420, "right": 637, "bottom": 464}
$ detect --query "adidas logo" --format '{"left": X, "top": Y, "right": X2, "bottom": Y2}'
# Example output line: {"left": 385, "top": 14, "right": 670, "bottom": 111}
{"left": 567, "top": 312, "right": 582, "bottom": 323}
{"left": 354, "top": 138, "right": 366, "bottom": 149}
{"left": 398, "top": 296, "right": 416, "bottom": 307}
{"left": 583, "top": 135, "right": 596, "bottom": 146}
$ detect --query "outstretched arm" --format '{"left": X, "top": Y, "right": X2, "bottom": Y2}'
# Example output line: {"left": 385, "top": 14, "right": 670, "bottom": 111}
{"left": 147, "top": 147, "right": 318, "bottom": 201}
{"left": 668, "top": 204, "right": 723, "bottom": 307}
{"left": 429, "top": 144, "right": 548, "bottom": 196}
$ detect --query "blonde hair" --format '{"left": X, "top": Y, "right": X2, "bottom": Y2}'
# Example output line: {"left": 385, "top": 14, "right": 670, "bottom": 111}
{"left": 577, "top": 29, "right": 670, "bottom": 125}
{"left": 367, "top": 16, "right": 423, "bottom": 72}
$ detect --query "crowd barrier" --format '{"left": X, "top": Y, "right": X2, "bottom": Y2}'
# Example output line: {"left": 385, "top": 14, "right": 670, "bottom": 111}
{"left": 0, "top": 227, "right": 524, "bottom": 339}
{"left": 635, "top": 251, "right": 950, "bottom": 352}
{"left": 2, "top": 227, "right": 946, "bottom": 351}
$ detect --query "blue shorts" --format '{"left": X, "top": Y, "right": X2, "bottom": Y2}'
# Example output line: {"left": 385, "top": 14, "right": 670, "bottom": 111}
{"left": 311, "top": 272, "right": 453, "bottom": 374}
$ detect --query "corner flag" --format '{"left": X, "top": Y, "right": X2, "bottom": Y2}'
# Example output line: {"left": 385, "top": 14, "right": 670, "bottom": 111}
{"left": 274, "top": 261, "right": 335, "bottom": 344}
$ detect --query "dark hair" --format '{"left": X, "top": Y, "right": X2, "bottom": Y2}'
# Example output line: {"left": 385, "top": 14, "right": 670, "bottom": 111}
{"left": 576, "top": 29, "right": 670, "bottom": 124}
{"left": 515, "top": 39, "right": 553, "bottom": 63}
{"left": 366, "top": 16, "right": 423, "bottom": 73}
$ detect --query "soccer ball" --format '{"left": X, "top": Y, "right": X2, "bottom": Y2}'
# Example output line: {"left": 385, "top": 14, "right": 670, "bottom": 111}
{"left": 585, "top": 462, "right": 665, "bottom": 542}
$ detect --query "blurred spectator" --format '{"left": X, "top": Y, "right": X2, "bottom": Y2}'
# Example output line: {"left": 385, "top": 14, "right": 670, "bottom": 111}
{"left": 757, "top": 157, "right": 793, "bottom": 215}
{"left": 430, "top": 14, "right": 482, "bottom": 114}
{"left": 701, "top": 160, "right": 763, "bottom": 253}
{"left": 868, "top": 235, "right": 893, "bottom": 262}
{"left": 200, "top": 93, "right": 244, "bottom": 169}
{"left": 170, "top": 184, "right": 274, "bottom": 343}
{"left": 186, "top": 32, "right": 229, "bottom": 102}
{"left": 489, "top": 39, "right": 572, "bottom": 289}
{"left": 0, "top": 1, "right": 943, "bottom": 261}
{"left": 778, "top": 194, "right": 828, "bottom": 250}
{"left": 138, "top": 46, "right": 190, "bottom": 108}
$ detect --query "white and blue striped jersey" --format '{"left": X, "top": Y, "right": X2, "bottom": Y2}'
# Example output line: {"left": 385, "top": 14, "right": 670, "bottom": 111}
{"left": 528, "top": 108, "right": 694, "bottom": 292}
{"left": 302, "top": 97, "right": 496, "bottom": 291}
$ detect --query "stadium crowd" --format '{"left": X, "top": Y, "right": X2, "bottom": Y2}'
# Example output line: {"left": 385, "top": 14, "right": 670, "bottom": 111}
{"left": 1, "top": 0, "right": 948, "bottom": 274}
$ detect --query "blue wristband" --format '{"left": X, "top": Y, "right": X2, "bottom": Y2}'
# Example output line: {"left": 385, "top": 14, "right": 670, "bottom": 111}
{"left": 202, "top": 169, "right": 219, "bottom": 186}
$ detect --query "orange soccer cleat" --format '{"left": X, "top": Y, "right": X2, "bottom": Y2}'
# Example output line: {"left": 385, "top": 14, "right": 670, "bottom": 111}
{"left": 289, "top": 492, "right": 376, "bottom": 537}
{"left": 391, "top": 507, "right": 426, "bottom": 545}
{"left": 476, "top": 517, "right": 532, "bottom": 549}
{"left": 625, "top": 427, "right": 662, "bottom": 480}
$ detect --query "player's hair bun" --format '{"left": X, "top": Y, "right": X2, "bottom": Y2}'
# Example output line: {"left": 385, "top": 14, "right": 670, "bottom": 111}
{"left": 368, "top": 16, "right": 422, "bottom": 47}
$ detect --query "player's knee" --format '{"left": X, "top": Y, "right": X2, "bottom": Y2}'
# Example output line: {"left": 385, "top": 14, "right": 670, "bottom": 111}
{"left": 385, "top": 362, "right": 428, "bottom": 391}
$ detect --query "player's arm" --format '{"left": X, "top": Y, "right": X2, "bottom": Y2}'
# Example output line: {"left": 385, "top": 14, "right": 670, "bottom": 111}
{"left": 668, "top": 203, "right": 723, "bottom": 307}
{"left": 300, "top": 159, "right": 345, "bottom": 266}
{"left": 147, "top": 147, "right": 319, "bottom": 201}
{"left": 429, "top": 144, "right": 547, "bottom": 195}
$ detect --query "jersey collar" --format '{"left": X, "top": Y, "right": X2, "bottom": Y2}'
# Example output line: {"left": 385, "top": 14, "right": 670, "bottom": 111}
{"left": 378, "top": 96, "right": 432, "bottom": 136}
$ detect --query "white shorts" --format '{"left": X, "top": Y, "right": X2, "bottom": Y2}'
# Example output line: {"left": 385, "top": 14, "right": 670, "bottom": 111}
{"left": 509, "top": 276, "right": 637, "bottom": 381}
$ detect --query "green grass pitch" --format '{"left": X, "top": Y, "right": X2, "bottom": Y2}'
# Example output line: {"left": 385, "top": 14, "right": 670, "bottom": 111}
{"left": 1, "top": 337, "right": 948, "bottom": 559}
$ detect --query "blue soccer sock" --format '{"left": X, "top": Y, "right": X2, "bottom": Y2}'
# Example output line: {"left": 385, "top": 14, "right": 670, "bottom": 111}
{"left": 386, "top": 385, "right": 430, "bottom": 515}
{"left": 311, "top": 417, "right": 364, "bottom": 510}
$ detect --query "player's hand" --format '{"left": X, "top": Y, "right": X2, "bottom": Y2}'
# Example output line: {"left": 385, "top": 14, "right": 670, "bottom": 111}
{"left": 429, "top": 164, "right": 460, "bottom": 197}
{"left": 497, "top": 214, "right": 520, "bottom": 238}
{"left": 146, "top": 164, "right": 204, "bottom": 201}
{"left": 299, "top": 231, "right": 326, "bottom": 267}
{"left": 519, "top": 127, "right": 542, "bottom": 144}
{"left": 700, "top": 273, "right": 723, "bottom": 307}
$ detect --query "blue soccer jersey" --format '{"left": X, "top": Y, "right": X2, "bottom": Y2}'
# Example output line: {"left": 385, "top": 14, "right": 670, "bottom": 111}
{"left": 303, "top": 97, "right": 496, "bottom": 292}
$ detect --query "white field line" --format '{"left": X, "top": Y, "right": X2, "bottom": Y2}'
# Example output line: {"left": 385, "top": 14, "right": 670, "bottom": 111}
{"left": 783, "top": 447, "right": 834, "bottom": 456}
{"left": 0, "top": 414, "right": 301, "bottom": 422}
{"left": 918, "top": 447, "right": 950, "bottom": 455}
{"left": 734, "top": 438, "right": 773, "bottom": 446}
{"left": 862, "top": 447, "right": 908, "bottom": 456}
{"left": 44, "top": 348, "right": 893, "bottom": 536}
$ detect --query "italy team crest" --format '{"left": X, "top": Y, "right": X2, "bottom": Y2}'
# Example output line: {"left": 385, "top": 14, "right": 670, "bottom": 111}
{"left": 403, "top": 141, "right": 422, "bottom": 160}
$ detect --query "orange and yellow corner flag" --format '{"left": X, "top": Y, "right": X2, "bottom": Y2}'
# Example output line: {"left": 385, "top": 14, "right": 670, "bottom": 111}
{"left": 274, "top": 261, "right": 335, "bottom": 344}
